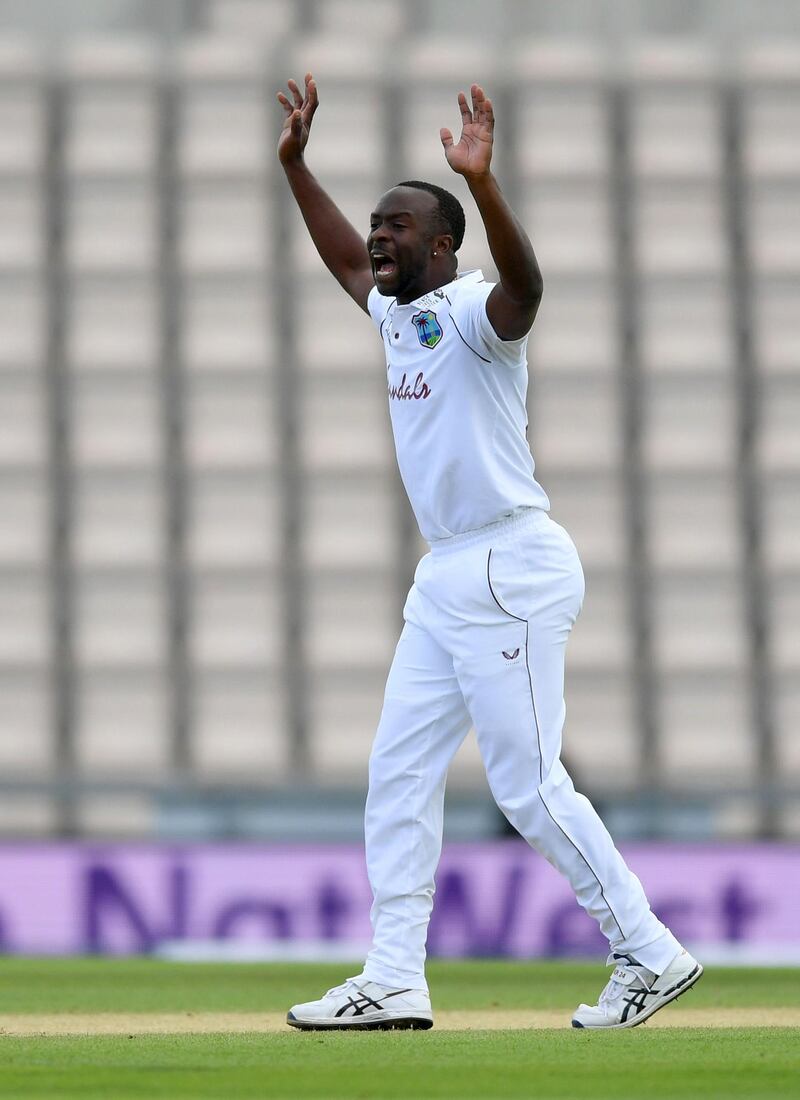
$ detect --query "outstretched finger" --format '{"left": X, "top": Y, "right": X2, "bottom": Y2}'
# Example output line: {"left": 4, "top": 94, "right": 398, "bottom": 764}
{"left": 457, "top": 91, "right": 472, "bottom": 127}
{"left": 287, "top": 78, "right": 304, "bottom": 110}
{"left": 276, "top": 91, "right": 294, "bottom": 118}
{"left": 471, "top": 83, "right": 485, "bottom": 121}
{"left": 482, "top": 94, "right": 494, "bottom": 128}
{"left": 304, "top": 73, "right": 319, "bottom": 119}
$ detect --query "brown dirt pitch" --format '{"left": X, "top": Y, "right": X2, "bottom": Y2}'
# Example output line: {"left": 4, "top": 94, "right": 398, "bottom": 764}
{"left": 1, "top": 1006, "right": 798, "bottom": 1035}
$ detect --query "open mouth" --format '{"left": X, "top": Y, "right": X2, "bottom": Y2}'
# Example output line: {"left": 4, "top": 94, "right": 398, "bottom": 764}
{"left": 371, "top": 252, "right": 397, "bottom": 279}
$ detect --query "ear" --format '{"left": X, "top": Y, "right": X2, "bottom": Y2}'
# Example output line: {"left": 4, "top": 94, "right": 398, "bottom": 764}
{"left": 433, "top": 234, "right": 454, "bottom": 256}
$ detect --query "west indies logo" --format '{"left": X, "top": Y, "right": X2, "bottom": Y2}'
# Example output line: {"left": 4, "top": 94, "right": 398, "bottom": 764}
{"left": 412, "top": 309, "right": 443, "bottom": 349}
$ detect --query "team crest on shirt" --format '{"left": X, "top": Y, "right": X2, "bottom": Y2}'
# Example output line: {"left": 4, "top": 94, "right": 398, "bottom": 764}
{"left": 412, "top": 309, "right": 443, "bottom": 349}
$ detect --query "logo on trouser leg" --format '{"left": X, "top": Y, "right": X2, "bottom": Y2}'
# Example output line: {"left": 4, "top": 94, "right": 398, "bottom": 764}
{"left": 502, "top": 648, "right": 520, "bottom": 660}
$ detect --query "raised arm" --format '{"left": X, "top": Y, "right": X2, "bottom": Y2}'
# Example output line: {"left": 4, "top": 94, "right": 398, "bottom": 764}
{"left": 277, "top": 74, "right": 374, "bottom": 312}
{"left": 441, "top": 85, "right": 543, "bottom": 340}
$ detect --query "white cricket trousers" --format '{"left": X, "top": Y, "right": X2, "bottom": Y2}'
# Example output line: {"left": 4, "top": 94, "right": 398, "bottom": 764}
{"left": 361, "top": 507, "right": 680, "bottom": 992}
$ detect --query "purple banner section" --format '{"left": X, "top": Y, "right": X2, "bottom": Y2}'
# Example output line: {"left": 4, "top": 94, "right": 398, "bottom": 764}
{"left": 0, "top": 842, "right": 798, "bottom": 957}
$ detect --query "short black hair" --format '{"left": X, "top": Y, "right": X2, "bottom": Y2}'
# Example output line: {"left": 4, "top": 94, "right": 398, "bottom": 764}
{"left": 396, "top": 180, "right": 465, "bottom": 253}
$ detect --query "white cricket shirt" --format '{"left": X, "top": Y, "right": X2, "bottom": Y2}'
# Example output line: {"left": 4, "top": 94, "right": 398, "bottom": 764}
{"left": 367, "top": 269, "right": 550, "bottom": 543}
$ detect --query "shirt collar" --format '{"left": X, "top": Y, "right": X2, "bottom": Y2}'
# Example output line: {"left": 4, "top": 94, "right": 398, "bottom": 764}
{"left": 394, "top": 269, "right": 485, "bottom": 311}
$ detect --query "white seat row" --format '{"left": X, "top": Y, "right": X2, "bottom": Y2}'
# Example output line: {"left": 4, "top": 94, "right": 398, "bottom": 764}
{"left": 14, "top": 467, "right": 796, "bottom": 576}
{"left": 0, "top": 662, "right": 289, "bottom": 778}
{"left": 0, "top": 567, "right": 287, "bottom": 667}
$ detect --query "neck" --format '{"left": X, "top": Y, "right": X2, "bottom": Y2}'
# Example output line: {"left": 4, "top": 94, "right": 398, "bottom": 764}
{"left": 397, "top": 266, "right": 458, "bottom": 305}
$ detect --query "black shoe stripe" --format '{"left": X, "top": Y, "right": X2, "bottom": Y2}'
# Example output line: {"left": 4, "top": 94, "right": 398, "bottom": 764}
{"left": 333, "top": 987, "right": 414, "bottom": 1018}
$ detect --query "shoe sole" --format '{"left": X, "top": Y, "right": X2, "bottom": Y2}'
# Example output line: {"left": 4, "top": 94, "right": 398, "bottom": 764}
{"left": 287, "top": 1011, "right": 433, "bottom": 1031}
{"left": 572, "top": 962, "right": 704, "bottom": 1030}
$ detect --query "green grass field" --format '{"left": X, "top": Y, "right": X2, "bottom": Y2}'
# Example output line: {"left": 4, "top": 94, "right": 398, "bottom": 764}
{"left": 0, "top": 959, "right": 798, "bottom": 1099}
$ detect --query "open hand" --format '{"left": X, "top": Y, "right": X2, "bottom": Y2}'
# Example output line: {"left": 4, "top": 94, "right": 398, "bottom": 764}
{"left": 277, "top": 73, "right": 319, "bottom": 165}
{"left": 440, "top": 84, "right": 494, "bottom": 178}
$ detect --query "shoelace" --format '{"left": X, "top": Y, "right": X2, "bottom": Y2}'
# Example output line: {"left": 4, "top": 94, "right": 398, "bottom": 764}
{"left": 598, "top": 958, "right": 654, "bottom": 1010}
{"left": 324, "top": 977, "right": 362, "bottom": 998}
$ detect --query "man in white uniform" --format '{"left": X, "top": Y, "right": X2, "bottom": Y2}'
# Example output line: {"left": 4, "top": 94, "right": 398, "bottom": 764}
{"left": 277, "top": 74, "right": 702, "bottom": 1030}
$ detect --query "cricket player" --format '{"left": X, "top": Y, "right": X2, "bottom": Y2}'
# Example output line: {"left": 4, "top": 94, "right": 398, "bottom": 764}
{"left": 277, "top": 74, "right": 702, "bottom": 1030}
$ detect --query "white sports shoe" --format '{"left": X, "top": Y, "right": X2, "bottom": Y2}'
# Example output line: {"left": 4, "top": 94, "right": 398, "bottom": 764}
{"left": 572, "top": 948, "right": 703, "bottom": 1029}
{"left": 287, "top": 977, "right": 433, "bottom": 1031}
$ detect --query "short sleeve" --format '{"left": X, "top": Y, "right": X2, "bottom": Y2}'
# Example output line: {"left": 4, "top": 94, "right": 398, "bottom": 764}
{"left": 367, "top": 285, "right": 392, "bottom": 331}
{"left": 450, "top": 280, "right": 529, "bottom": 369}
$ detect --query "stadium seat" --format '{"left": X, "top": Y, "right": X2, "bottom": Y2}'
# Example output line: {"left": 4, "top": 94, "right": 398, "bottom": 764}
{"left": 300, "top": 372, "right": 394, "bottom": 473}
{"left": 70, "top": 371, "right": 162, "bottom": 469}
{"left": 184, "top": 371, "right": 276, "bottom": 469}
{"left": 629, "top": 89, "right": 722, "bottom": 179}
{"left": 315, "top": 0, "right": 406, "bottom": 37}
{"left": 561, "top": 669, "right": 639, "bottom": 789}
{"left": 63, "top": 38, "right": 158, "bottom": 178}
{"left": 73, "top": 569, "right": 166, "bottom": 666}
{"left": 180, "top": 181, "right": 269, "bottom": 274}
{"left": 180, "top": 90, "right": 267, "bottom": 179}
{"left": 307, "top": 668, "right": 385, "bottom": 779}
{"left": 0, "top": 370, "right": 47, "bottom": 467}
{"left": 514, "top": 41, "right": 608, "bottom": 180}
{"left": 72, "top": 470, "right": 164, "bottom": 569}
{"left": 0, "top": 282, "right": 44, "bottom": 369}
{"left": 295, "top": 276, "right": 384, "bottom": 372}
{"left": 519, "top": 184, "right": 613, "bottom": 276}
{"left": 528, "top": 283, "right": 618, "bottom": 375}
{"left": 399, "top": 41, "right": 505, "bottom": 180}
{"left": 0, "top": 38, "right": 44, "bottom": 177}
{"left": 0, "top": 667, "right": 52, "bottom": 771}
{"left": 641, "top": 373, "right": 736, "bottom": 472}
{"left": 189, "top": 567, "right": 280, "bottom": 668}
{"left": 183, "top": 280, "right": 275, "bottom": 370}
{"left": 75, "top": 668, "right": 169, "bottom": 772}
{"left": 651, "top": 570, "right": 747, "bottom": 672}
{"left": 530, "top": 373, "right": 622, "bottom": 472}
{"left": 0, "top": 182, "right": 43, "bottom": 273}
{"left": 742, "top": 90, "right": 800, "bottom": 178}
{"left": 0, "top": 568, "right": 49, "bottom": 664}
{"left": 303, "top": 472, "right": 396, "bottom": 571}
{"left": 634, "top": 181, "right": 727, "bottom": 276}
{"left": 193, "top": 667, "right": 288, "bottom": 778}
{"left": 658, "top": 670, "right": 754, "bottom": 784}
{"left": 757, "top": 375, "right": 800, "bottom": 472}
{"left": 447, "top": 729, "right": 490, "bottom": 788}
{"left": 753, "top": 282, "right": 800, "bottom": 374}
{"left": 762, "top": 475, "right": 800, "bottom": 571}
{"left": 639, "top": 280, "right": 734, "bottom": 374}
{"left": 545, "top": 472, "right": 626, "bottom": 571}
{"left": 209, "top": 0, "right": 296, "bottom": 41}
{"left": 289, "top": 186, "right": 376, "bottom": 277}
{"left": 567, "top": 568, "right": 632, "bottom": 672}
{"left": 177, "top": 39, "right": 267, "bottom": 180}
{"left": 647, "top": 472, "right": 742, "bottom": 571}
{"left": 187, "top": 470, "right": 280, "bottom": 570}
{"left": 306, "top": 569, "right": 400, "bottom": 671}
{"left": 775, "top": 671, "right": 800, "bottom": 778}
{"left": 749, "top": 182, "right": 800, "bottom": 275}
{"left": 66, "top": 182, "right": 157, "bottom": 274}
{"left": 69, "top": 283, "right": 159, "bottom": 371}
{"left": 740, "top": 41, "right": 800, "bottom": 177}
{"left": 0, "top": 470, "right": 47, "bottom": 567}
{"left": 767, "top": 572, "right": 800, "bottom": 672}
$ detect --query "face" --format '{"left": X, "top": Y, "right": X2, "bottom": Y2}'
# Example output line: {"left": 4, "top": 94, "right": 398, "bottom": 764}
{"left": 367, "top": 187, "right": 449, "bottom": 302}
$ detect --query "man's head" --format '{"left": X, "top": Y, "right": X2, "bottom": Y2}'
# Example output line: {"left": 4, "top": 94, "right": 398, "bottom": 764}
{"left": 367, "top": 182, "right": 465, "bottom": 302}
